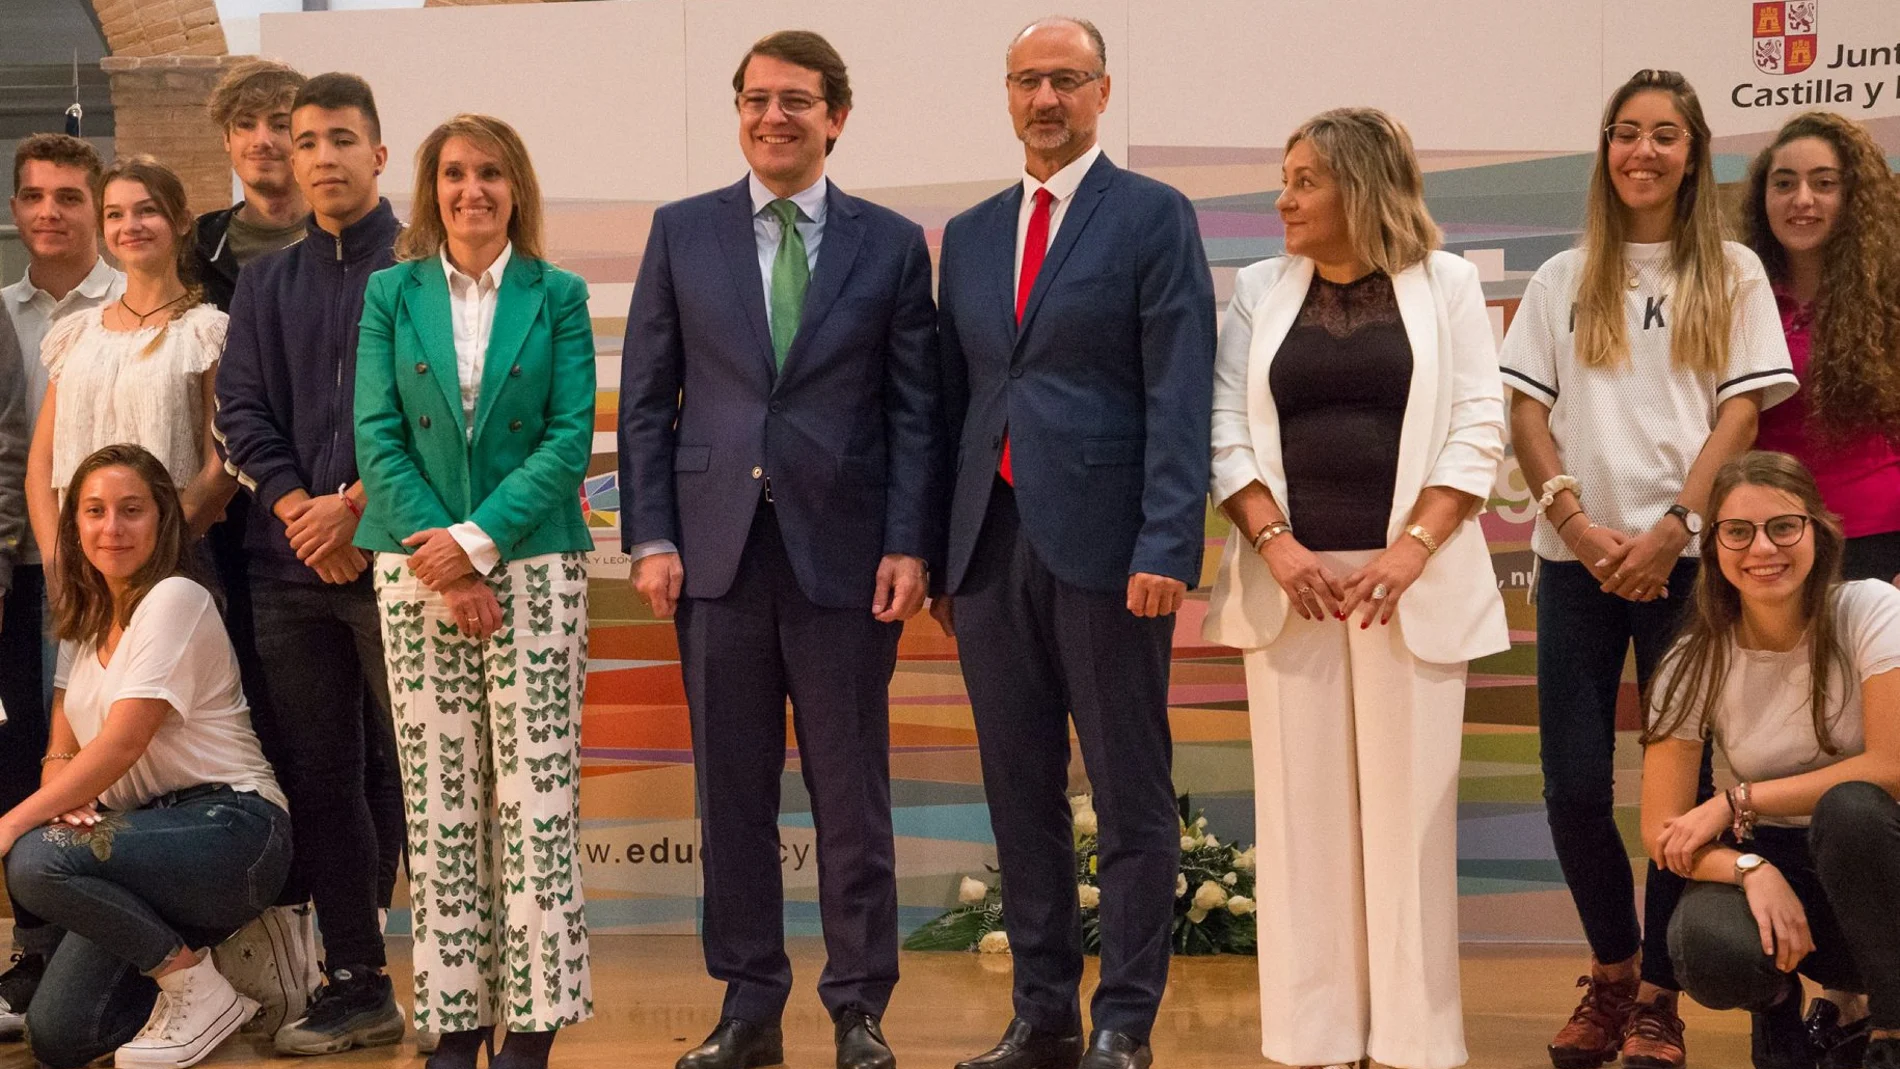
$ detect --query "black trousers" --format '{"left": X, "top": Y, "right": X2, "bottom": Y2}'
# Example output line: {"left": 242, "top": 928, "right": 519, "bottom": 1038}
{"left": 247, "top": 573, "right": 403, "bottom": 970}
{"left": 955, "top": 481, "right": 1178, "bottom": 1041}
{"left": 1536, "top": 558, "right": 1712, "bottom": 989}
{"left": 1669, "top": 782, "right": 1900, "bottom": 1030}
{"left": 0, "top": 564, "right": 51, "bottom": 945}
{"left": 676, "top": 505, "right": 901, "bottom": 1024}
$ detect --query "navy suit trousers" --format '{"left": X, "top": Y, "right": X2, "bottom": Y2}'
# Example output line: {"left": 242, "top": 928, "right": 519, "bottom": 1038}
{"left": 956, "top": 480, "right": 1178, "bottom": 1040}
{"left": 676, "top": 504, "right": 901, "bottom": 1023}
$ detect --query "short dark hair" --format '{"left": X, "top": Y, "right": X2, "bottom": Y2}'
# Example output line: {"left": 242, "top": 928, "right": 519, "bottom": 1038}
{"left": 13, "top": 133, "right": 103, "bottom": 193}
{"left": 1008, "top": 16, "right": 1108, "bottom": 71}
{"left": 732, "top": 30, "right": 852, "bottom": 114}
{"left": 291, "top": 72, "right": 381, "bottom": 142}
{"left": 208, "top": 58, "right": 306, "bottom": 132}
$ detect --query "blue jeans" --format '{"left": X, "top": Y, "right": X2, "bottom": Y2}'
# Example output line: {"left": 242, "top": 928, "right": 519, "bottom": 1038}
{"left": 1536, "top": 557, "right": 1710, "bottom": 989}
{"left": 5, "top": 785, "right": 290, "bottom": 1068}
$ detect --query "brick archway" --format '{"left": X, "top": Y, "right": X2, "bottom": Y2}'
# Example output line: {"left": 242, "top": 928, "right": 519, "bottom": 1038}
{"left": 92, "top": 0, "right": 236, "bottom": 214}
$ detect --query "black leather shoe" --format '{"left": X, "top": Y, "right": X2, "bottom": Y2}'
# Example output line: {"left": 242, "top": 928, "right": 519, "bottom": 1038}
{"left": 835, "top": 1010, "right": 895, "bottom": 1069}
{"left": 1804, "top": 998, "right": 1871, "bottom": 1069}
{"left": 1077, "top": 1030, "right": 1151, "bottom": 1069}
{"left": 676, "top": 1017, "right": 784, "bottom": 1069}
{"left": 954, "top": 1018, "right": 1084, "bottom": 1069}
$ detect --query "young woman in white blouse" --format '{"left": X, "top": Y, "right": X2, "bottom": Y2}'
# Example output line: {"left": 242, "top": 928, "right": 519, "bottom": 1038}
{"left": 1641, "top": 451, "right": 1900, "bottom": 1069}
{"left": 0, "top": 444, "right": 290, "bottom": 1069}
{"left": 1499, "top": 70, "right": 1797, "bottom": 1069}
{"left": 24, "top": 156, "right": 235, "bottom": 586}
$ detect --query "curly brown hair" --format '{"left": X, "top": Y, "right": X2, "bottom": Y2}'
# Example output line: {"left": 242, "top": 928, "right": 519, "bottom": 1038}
{"left": 1741, "top": 111, "right": 1900, "bottom": 443}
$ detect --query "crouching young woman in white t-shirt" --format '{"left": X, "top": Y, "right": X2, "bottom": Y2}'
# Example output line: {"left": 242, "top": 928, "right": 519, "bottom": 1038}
{"left": 0, "top": 443, "right": 290, "bottom": 1069}
{"left": 1641, "top": 451, "right": 1900, "bottom": 1069}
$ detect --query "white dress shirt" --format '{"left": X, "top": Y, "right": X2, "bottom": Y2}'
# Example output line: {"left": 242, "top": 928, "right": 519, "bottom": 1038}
{"left": 4, "top": 258, "right": 124, "bottom": 563}
{"left": 1014, "top": 144, "right": 1102, "bottom": 283}
{"left": 441, "top": 243, "right": 512, "bottom": 575}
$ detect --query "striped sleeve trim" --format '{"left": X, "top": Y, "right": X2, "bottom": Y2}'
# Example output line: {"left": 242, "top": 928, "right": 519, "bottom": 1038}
{"left": 1501, "top": 366, "right": 1557, "bottom": 403}
{"left": 1715, "top": 368, "right": 1799, "bottom": 404}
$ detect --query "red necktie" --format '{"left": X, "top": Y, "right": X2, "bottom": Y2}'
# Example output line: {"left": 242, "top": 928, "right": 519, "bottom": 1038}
{"left": 1001, "top": 187, "right": 1054, "bottom": 486}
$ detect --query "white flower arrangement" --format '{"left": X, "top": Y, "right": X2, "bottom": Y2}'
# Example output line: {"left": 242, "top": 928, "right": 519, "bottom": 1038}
{"left": 906, "top": 795, "right": 1258, "bottom": 957}
{"left": 1192, "top": 880, "right": 1228, "bottom": 911}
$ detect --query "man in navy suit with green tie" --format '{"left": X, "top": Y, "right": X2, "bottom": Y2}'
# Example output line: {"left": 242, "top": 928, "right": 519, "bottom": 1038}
{"left": 618, "top": 30, "right": 943, "bottom": 1069}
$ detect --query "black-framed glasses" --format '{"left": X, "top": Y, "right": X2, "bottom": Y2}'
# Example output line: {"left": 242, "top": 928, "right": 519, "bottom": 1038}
{"left": 736, "top": 91, "right": 822, "bottom": 116}
{"left": 1604, "top": 123, "right": 1690, "bottom": 150}
{"left": 1714, "top": 514, "right": 1811, "bottom": 551}
{"left": 1005, "top": 68, "right": 1103, "bottom": 95}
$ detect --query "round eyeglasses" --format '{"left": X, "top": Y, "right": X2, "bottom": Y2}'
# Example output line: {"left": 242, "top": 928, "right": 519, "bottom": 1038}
{"left": 1604, "top": 123, "right": 1691, "bottom": 151}
{"left": 1714, "top": 514, "right": 1810, "bottom": 551}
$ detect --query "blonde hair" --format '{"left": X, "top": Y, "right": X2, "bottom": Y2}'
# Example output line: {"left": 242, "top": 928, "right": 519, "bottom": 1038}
{"left": 396, "top": 114, "right": 544, "bottom": 262}
{"left": 1576, "top": 70, "right": 1733, "bottom": 373}
{"left": 1285, "top": 108, "right": 1441, "bottom": 276}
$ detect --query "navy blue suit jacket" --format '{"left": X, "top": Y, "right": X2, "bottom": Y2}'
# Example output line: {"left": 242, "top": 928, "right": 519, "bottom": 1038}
{"left": 618, "top": 176, "right": 943, "bottom": 610}
{"left": 938, "top": 153, "right": 1215, "bottom": 596}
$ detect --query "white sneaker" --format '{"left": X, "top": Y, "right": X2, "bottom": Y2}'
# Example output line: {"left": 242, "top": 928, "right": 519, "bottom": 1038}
{"left": 212, "top": 904, "right": 322, "bottom": 1035}
{"left": 113, "top": 953, "right": 258, "bottom": 1069}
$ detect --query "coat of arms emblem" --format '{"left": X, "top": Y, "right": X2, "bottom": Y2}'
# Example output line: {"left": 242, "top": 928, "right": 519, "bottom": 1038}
{"left": 1753, "top": 1, "right": 1818, "bottom": 74}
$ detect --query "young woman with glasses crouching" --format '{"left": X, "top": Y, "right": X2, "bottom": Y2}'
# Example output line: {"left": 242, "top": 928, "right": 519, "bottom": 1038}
{"left": 0, "top": 444, "right": 290, "bottom": 1069}
{"left": 1642, "top": 451, "right": 1900, "bottom": 1069}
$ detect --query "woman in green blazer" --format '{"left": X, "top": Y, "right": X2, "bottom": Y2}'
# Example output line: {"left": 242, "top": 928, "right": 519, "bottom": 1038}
{"left": 353, "top": 114, "right": 594, "bottom": 1069}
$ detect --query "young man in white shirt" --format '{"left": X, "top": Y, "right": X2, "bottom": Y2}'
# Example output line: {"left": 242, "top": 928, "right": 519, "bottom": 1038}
{"left": 0, "top": 133, "right": 123, "bottom": 1041}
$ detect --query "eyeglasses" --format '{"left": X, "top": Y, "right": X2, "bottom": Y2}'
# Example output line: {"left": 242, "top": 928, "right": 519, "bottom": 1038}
{"left": 736, "top": 92, "right": 822, "bottom": 117}
{"left": 1005, "top": 69, "right": 1103, "bottom": 95}
{"left": 1604, "top": 123, "right": 1691, "bottom": 151}
{"left": 1714, "top": 514, "right": 1811, "bottom": 551}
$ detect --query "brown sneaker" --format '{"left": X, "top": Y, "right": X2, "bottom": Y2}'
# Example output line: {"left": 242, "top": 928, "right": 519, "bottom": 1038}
{"left": 1548, "top": 973, "right": 1638, "bottom": 1069}
{"left": 1621, "top": 992, "right": 1688, "bottom": 1069}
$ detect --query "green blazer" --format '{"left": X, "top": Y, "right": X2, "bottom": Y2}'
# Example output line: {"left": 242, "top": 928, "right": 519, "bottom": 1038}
{"left": 353, "top": 253, "right": 596, "bottom": 562}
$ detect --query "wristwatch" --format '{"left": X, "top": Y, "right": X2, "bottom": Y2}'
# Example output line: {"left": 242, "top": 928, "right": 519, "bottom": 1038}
{"left": 1666, "top": 504, "right": 1704, "bottom": 535}
{"left": 1734, "top": 852, "right": 1767, "bottom": 880}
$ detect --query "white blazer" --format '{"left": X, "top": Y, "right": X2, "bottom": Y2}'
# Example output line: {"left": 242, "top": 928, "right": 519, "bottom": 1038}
{"left": 1202, "top": 251, "right": 1511, "bottom": 665}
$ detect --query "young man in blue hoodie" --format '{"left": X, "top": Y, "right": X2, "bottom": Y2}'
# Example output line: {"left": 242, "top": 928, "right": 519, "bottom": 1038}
{"left": 214, "top": 72, "right": 407, "bottom": 1055}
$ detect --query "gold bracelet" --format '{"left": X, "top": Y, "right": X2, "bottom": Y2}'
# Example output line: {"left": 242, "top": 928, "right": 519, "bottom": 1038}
{"left": 40, "top": 752, "right": 77, "bottom": 765}
{"left": 1250, "top": 521, "right": 1292, "bottom": 552}
{"left": 1404, "top": 524, "right": 1440, "bottom": 556}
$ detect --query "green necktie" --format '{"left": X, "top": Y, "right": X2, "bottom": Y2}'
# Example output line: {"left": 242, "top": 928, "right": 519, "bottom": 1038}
{"left": 767, "top": 198, "right": 808, "bottom": 369}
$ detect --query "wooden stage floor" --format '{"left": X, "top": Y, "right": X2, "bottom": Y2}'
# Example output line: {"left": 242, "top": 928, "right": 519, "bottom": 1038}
{"left": 0, "top": 936, "right": 1755, "bottom": 1069}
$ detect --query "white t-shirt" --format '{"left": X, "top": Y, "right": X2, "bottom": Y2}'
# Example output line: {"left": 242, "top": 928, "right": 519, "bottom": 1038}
{"left": 41, "top": 303, "right": 225, "bottom": 502}
{"left": 1651, "top": 580, "right": 1900, "bottom": 828}
{"left": 1498, "top": 241, "right": 1797, "bottom": 561}
{"left": 55, "top": 577, "right": 285, "bottom": 813}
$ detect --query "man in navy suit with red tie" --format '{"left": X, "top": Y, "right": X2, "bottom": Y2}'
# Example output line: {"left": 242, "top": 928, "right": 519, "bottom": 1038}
{"left": 618, "top": 29, "right": 941, "bottom": 1069}
{"left": 932, "top": 17, "right": 1215, "bottom": 1069}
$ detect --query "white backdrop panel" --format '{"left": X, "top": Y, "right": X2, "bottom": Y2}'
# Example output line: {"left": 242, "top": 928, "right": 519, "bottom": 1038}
{"left": 259, "top": 1, "right": 689, "bottom": 202}
{"left": 1126, "top": 0, "right": 1606, "bottom": 152}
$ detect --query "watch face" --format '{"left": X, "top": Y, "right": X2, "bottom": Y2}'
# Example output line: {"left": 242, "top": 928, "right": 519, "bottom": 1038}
{"left": 1736, "top": 853, "right": 1764, "bottom": 873}
{"left": 1685, "top": 512, "right": 1704, "bottom": 534}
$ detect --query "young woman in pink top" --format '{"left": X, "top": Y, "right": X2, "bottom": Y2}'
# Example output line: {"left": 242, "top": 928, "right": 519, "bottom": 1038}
{"left": 1742, "top": 111, "right": 1900, "bottom": 586}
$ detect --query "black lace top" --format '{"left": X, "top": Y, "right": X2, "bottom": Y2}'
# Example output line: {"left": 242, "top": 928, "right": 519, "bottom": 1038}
{"left": 1268, "top": 271, "right": 1413, "bottom": 551}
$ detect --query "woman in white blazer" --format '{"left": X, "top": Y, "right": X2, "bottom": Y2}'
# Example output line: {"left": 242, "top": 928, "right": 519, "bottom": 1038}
{"left": 1203, "top": 108, "right": 1509, "bottom": 1069}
